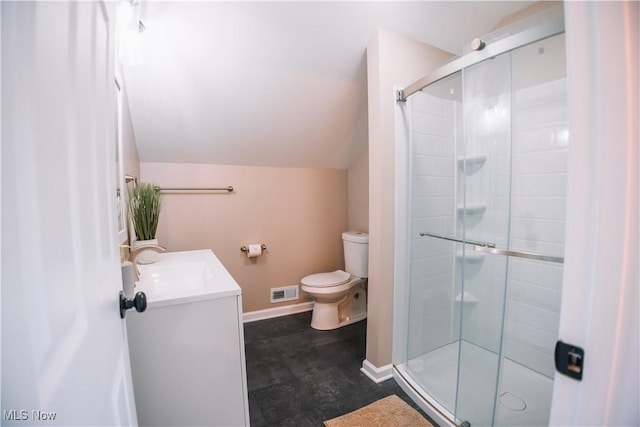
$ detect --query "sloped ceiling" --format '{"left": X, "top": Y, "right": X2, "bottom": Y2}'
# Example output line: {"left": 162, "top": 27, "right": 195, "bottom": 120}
{"left": 122, "top": 1, "right": 534, "bottom": 169}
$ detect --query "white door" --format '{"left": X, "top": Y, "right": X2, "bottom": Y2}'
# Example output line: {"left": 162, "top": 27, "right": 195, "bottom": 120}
{"left": 2, "top": 2, "right": 137, "bottom": 425}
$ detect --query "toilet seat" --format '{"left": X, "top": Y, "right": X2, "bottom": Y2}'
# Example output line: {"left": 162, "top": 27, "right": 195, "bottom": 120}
{"left": 301, "top": 270, "right": 350, "bottom": 288}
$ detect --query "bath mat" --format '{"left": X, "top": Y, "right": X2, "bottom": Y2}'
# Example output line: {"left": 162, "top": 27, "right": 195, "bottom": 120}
{"left": 324, "top": 394, "right": 433, "bottom": 427}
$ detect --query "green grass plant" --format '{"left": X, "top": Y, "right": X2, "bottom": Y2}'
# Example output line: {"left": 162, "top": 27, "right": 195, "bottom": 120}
{"left": 128, "top": 182, "right": 162, "bottom": 241}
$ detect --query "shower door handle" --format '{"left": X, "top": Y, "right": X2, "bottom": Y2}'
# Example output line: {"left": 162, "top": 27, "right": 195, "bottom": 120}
{"left": 419, "top": 232, "right": 495, "bottom": 248}
{"left": 472, "top": 245, "right": 564, "bottom": 264}
{"left": 420, "top": 232, "right": 564, "bottom": 263}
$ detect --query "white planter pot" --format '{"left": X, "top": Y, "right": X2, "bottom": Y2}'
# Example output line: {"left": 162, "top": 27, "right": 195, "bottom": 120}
{"left": 132, "top": 238, "right": 160, "bottom": 264}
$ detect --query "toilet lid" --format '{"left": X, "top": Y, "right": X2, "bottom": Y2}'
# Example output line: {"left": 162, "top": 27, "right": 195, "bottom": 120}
{"left": 301, "top": 270, "right": 350, "bottom": 288}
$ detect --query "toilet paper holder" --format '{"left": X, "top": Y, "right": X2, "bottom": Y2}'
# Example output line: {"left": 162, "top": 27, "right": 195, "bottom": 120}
{"left": 240, "top": 244, "right": 267, "bottom": 253}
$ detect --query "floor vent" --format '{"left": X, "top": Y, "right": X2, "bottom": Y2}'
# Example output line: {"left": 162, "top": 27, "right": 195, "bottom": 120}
{"left": 270, "top": 285, "right": 299, "bottom": 303}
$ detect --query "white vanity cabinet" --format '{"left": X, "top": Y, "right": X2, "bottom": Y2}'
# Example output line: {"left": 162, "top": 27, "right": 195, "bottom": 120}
{"left": 126, "top": 250, "right": 249, "bottom": 427}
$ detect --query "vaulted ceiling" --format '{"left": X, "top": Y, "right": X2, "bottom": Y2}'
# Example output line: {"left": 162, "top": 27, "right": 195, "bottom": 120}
{"left": 122, "top": 1, "right": 535, "bottom": 169}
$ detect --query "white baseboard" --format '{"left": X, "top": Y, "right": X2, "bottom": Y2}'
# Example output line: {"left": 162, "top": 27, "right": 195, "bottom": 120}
{"left": 360, "top": 359, "right": 393, "bottom": 383}
{"left": 243, "top": 301, "right": 314, "bottom": 323}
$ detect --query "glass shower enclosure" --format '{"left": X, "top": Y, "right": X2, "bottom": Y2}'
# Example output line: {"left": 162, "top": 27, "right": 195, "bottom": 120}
{"left": 395, "top": 8, "right": 568, "bottom": 427}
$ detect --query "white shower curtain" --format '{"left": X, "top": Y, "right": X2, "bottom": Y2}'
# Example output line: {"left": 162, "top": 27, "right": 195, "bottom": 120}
{"left": 550, "top": 2, "right": 639, "bottom": 426}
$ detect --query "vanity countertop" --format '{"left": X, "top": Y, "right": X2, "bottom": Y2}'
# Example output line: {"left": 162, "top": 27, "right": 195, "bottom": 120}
{"left": 135, "top": 249, "right": 241, "bottom": 308}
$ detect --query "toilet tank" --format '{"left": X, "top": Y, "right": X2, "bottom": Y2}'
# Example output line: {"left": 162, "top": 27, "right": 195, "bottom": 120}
{"left": 342, "top": 231, "right": 369, "bottom": 278}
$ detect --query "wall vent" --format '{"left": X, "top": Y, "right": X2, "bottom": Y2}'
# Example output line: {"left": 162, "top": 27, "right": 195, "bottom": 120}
{"left": 270, "top": 285, "right": 299, "bottom": 303}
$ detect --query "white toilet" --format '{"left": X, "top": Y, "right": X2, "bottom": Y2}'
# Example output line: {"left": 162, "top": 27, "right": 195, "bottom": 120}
{"left": 301, "top": 231, "right": 368, "bottom": 330}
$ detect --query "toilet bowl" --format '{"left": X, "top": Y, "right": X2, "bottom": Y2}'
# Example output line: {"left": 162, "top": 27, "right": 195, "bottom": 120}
{"left": 301, "top": 231, "right": 368, "bottom": 330}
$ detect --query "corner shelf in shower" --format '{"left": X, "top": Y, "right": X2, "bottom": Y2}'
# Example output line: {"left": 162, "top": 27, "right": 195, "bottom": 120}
{"left": 457, "top": 204, "right": 487, "bottom": 215}
{"left": 457, "top": 154, "right": 487, "bottom": 172}
{"left": 454, "top": 291, "right": 479, "bottom": 305}
{"left": 456, "top": 250, "right": 485, "bottom": 262}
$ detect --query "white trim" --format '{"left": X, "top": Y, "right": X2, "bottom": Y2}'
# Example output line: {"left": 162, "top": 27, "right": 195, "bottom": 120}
{"left": 360, "top": 359, "right": 393, "bottom": 383}
{"left": 243, "top": 301, "right": 314, "bottom": 323}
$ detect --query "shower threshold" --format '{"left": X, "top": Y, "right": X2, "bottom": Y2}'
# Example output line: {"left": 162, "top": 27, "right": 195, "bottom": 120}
{"left": 397, "top": 342, "right": 553, "bottom": 426}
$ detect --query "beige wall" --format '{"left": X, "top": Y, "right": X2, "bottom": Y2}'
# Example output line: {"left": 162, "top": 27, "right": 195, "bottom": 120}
{"left": 366, "top": 28, "right": 452, "bottom": 368}
{"left": 347, "top": 149, "right": 369, "bottom": 232}
{"left": 140, "top": 162, "right": 348, "bottom": 313}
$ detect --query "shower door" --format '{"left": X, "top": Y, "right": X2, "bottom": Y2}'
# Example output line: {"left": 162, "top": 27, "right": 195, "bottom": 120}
{"left": 454, "top": 48, "right": 513, "bottom": 427}
{"left": 405, "top": 70, "right": 463, "bottom": 415}
{"left": 464, "top": 32, "right": 567, "bottom": 427}
{"left": 405, "top": 31, "right": 567, "bottom": 427}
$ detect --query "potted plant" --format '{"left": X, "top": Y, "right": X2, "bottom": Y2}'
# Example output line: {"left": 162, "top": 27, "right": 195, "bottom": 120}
{"left": 128, "top": 182, "right": 163, "bottom": 264}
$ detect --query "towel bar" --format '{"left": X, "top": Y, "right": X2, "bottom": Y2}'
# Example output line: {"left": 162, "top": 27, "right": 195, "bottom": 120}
{"left": 155, "top": 186, "right": 234, "bottom": 192}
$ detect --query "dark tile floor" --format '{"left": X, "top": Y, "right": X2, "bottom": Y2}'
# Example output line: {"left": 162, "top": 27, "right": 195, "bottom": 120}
{"left": 244, "top": 311, "right": 435, "bottom": 426}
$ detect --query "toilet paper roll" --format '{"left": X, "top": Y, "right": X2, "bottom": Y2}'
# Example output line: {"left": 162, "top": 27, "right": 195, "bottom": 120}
{"left": 121, "top": 261, "right": 135, "bottom": 297}
{"left": 247, "top": 244, "right": 262, "bottom": 258}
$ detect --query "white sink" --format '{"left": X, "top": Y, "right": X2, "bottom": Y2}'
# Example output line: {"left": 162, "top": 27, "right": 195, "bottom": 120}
{"left": 138, "top": 261, "right": 214, "bottom": 293}
{"left": 135, "top": 249, "right": 241, "bottom": 308}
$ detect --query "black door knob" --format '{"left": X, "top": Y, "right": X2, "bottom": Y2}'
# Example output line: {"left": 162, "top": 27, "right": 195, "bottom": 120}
{"left": 119, "top": 291, "right": 147, "bottom": 319}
